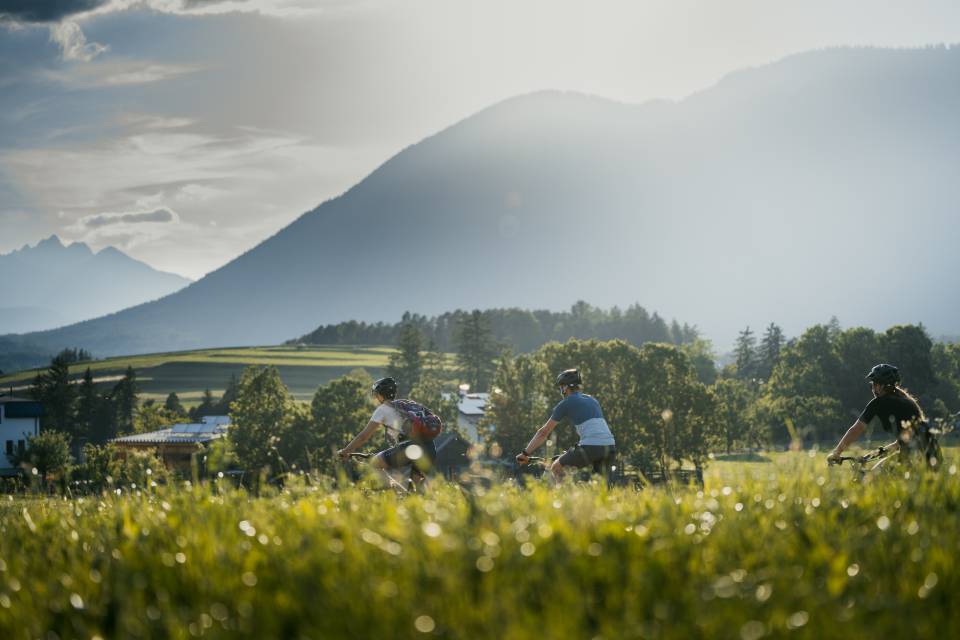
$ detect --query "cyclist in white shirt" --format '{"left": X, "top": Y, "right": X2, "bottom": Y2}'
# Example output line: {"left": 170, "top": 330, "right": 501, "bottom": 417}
{"left": 337, "top": 377, "right": 435, "bottom": 482}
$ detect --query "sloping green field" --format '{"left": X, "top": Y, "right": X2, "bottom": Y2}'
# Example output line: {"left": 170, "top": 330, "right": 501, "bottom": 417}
{"left": 0, "top": 346, "right": 393, "bottom": 402}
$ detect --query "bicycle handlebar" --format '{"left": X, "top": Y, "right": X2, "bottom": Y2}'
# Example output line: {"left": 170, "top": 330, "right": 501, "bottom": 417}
{"left": 828, "top": 446, "right": 889, "bottom": 466}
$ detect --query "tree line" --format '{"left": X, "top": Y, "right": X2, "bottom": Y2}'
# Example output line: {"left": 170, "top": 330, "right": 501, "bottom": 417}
{"left": 289, "top": 301, "right": 700, "bottom": 354}
{"left": 12, "top": 318, "right": 960, "bottom": 488}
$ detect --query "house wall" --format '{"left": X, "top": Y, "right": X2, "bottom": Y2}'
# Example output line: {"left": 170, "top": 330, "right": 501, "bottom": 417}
{"left": 0, "top": 405, "right": 39, "bottom": 470}
{"left": 457, "top": 414, "right": 481, "bottom": 442}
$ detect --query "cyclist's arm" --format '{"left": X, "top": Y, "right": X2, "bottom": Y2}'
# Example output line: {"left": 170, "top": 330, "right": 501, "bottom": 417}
{"left": 522, "top": 418, "right": 560, "bottom": 455}
{"left": 340, "top": 420, "right": 381, "bottom": 456}
{"left": 832, "top": 419, "right": 867, "bottom": 455}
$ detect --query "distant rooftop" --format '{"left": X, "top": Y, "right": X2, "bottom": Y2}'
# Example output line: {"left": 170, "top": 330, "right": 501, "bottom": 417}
{"left": 458, "top": 393, "right": 488, "bottom": 416}
{"left": 112, "top": 416, "right": 230, "bottom": 446}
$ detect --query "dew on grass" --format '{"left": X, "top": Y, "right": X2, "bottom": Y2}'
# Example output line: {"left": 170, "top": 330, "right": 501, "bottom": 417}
{"left": 713, "top": 576, "right": 737, "bottom": 598}
{"left": 876, "top": 516, "right": 890, "bottom": 531}
{"left": 384, "top": 541, "right": 402, "bottom": 555}
{"left": 740, "top": 620, "right": 766, "bottom": 640}
{"left": 414, "top": 615, "right": 435, "bottom": 633}
{"left": 476, "top": 556, "right": 494, "bottom": 572}
{"left": 361, "top": 529, "right": 383, "bottom": 544}
{"left": 847, "top": 564, "right": 859, "bottom": 577}
{"left": 755, "top": 583, "right": 772, "bottom": 602}
{"left": 210, "top": 603, "right": 229, "bottom": 622}
{"left": 422, "top": 522, "right": 442, "bottom": 538}
{"left": 520, "top": 542, "right": 536, "bottom": 556}
{"left": 786, "top": 611, "right": 809, "bottom": 629}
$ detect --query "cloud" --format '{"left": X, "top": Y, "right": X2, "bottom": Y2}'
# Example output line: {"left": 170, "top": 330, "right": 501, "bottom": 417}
{"left": 37, "top": 60, "right": 203, "bottom": 88}
{"left": 0, "top": 1, "right": 110, "bottom": 23}
{"left": 105, "top": 62, "right": 202, "bottom": 84}
{"left": 48, "top": 20, "right": 108, "bottom": 60}
{"left": 78, "top": 207, "right": 179, "bottom": 229}
{"left": 180, "top": 0, "right": 247, "bottom": 9}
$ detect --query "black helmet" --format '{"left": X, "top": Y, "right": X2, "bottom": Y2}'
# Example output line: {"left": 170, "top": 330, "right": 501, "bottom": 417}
{"left": 555, "top": 369, "right": 582, "bottom": 388}
{"left": 372, "top": 377, "right": 398, "bottom": 399}
{"left": 866, "top": 364, "right": 900, "bottom": 386}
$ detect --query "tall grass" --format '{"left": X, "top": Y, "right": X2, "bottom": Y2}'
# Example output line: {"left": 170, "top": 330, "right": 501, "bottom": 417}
{"left": 0, "top": 452, "right": 957, "bottom": 639}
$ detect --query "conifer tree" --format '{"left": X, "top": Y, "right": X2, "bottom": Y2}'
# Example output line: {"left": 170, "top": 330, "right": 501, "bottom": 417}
{"left": 734, "top": 326, "right": 757, "bottom": 380}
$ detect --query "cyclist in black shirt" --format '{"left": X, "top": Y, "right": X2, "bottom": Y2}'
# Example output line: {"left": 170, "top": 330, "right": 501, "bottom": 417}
{"left": 827, "top": 364, "right": 926, "bottom": 464}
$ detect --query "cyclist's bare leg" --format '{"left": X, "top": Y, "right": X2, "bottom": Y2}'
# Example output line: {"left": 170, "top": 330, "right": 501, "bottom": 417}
{"left": 371, "top": 452, "right": 405, "bottom": 489}
{"left": 548, "top": 459, "right": 567, "bottom": 483}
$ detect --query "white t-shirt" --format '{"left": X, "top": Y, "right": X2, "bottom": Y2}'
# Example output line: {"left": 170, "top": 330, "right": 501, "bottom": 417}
{"left": 371, "top": 402, "right": 404, "bottom": 443}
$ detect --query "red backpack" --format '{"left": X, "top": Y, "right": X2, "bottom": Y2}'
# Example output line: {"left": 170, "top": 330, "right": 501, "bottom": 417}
{"left": 391, "top": 399, "right": 443, "bottom": 441}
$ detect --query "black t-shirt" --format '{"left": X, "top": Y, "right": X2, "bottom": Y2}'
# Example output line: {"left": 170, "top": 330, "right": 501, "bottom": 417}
{"left": 858, "top": 394, "right": 922, "bottom": 434}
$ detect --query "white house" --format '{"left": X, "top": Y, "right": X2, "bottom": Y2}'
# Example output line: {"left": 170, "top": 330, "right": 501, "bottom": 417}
{"left": 0, "top": 396, "right": 42, "bottom": 475}
{"left": 441, "top": 392, "right": 490, "bottom": 443}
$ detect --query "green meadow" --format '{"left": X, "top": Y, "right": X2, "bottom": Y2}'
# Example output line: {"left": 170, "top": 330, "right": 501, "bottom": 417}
{"left": 0, "top": 451, "right": 957, "bottom": 639}
{"left": 0, "top": 346, "right": 394, "bottom": 403}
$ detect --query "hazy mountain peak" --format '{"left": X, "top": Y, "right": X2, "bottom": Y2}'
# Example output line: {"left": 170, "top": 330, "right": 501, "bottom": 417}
{"left": 8, "top": 46, "right": 960, "bottom": 356}
{"left": 0, "top": 237, "right": 191, "bottom": 334}
{"left": 34, "top": 234, "right": 65, "bottom": 250}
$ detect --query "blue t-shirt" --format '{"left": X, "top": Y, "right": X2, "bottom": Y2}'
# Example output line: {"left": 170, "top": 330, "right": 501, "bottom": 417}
{"left": 550, "top": 392, "right": 615, "bottom": 446}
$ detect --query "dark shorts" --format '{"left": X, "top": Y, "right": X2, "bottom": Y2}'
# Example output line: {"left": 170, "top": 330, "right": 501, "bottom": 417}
{"left": 557, "top": 444, "right": 616, "bottom": 474}
{"left": 379, "top": 439, "right": 437, "bottom": 472}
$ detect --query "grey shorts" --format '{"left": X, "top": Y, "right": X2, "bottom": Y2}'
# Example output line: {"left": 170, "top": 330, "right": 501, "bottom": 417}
{"left": 557, "top": 444, "right": 616, "bottom": 474}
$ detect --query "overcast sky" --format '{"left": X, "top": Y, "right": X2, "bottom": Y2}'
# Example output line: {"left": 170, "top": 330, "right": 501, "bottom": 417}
{"left": 2, "top": 0, "right": 960, "bottom": 279}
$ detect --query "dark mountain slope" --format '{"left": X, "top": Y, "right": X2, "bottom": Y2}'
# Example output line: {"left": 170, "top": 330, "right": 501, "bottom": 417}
{"left": 11, "top": 46, "right": 960, "bottom": 355}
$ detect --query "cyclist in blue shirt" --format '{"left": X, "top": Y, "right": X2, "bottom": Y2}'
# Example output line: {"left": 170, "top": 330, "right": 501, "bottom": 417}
{"left": 515, "top": 369, "right": 616, "bottom": 480}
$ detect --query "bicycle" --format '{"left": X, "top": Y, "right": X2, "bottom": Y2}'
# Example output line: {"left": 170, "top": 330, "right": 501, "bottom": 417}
{"left": 341, "top": 452, "right": 427, "bottom": 494}
{"left": 828, "top": 445, "right": 897, "bottom": 478}
{"left": 518, "top": 455, "right": 630, "bottom": 487}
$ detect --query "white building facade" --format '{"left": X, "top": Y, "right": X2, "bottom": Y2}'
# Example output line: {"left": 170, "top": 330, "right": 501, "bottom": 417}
{"left": 0, "top": 397, "right": 42, "bottom": 474}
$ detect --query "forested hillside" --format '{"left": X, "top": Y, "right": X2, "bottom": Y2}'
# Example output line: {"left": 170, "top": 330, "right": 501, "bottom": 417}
{"left": 290, "top": 301, "right": 699, "bottom": 352}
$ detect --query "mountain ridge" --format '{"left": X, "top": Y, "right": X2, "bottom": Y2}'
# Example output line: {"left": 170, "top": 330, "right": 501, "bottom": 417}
{"left": 0, "top": 236, "right": 192, "bottom": 334}
{"left": 6, "top": 45, "right": 960, "bottom": 355}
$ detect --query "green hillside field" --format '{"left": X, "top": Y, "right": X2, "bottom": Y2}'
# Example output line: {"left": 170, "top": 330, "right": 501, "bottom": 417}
{"left": 0, "top": 346, "right": 394, "bottom": 404}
